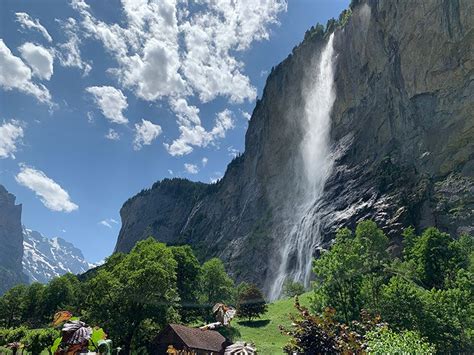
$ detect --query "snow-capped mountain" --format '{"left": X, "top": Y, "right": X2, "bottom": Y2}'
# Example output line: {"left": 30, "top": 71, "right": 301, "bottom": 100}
{"left": 22, "top": 228, "right": 97, "bottom": 283}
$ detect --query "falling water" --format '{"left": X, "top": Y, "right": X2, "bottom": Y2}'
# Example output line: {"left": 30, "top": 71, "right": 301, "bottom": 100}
{"left": 269, "top": 33, "right": 336, "bottom": 300}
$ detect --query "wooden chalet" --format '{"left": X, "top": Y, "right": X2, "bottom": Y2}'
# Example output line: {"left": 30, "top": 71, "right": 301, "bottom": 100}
{"left": 154, "top": 324, "right": 231, "bottom": 355}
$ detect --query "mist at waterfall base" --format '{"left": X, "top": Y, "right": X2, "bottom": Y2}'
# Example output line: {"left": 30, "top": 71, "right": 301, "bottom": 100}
{"left": 269, "top": 33, "right": 337, "bottom": 300}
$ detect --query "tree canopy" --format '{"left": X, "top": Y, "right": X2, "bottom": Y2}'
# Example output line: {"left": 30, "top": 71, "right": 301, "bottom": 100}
{"left": 0, "top": 238, "right": 237, "bottom": 353}
{"left": 236, "top": 284, "right": 267, "bottom": 322}
{"left": 310, "top": 220, "right": 473, "bottom": 353}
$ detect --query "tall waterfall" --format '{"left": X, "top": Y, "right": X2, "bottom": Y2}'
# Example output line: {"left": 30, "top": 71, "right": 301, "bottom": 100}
{"left": 269, "top": 33, "right": 337, "bottom": 300}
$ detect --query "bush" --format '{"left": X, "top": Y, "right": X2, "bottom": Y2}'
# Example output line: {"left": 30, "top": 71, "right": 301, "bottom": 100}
{"left": 21, "top": 328, "right": 59, "bottom": 354}
{"left": 366, "top": 327, "right": 435, "bottom": 354}
{"left": 280, "top": 298, "right": 377, "bottom": 354}
{"left": 282, "top": 280, "right": 305, "bottom": 298}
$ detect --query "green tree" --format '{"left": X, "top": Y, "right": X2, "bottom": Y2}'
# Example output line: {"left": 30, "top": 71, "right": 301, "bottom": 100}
{"left": 381, "top": 229, "right": 473, "bottom": 352}
{"left": 403, "top": 227, "right": 455, "bottom": 289}
{"left": 235, "top": 282, "right": 252, "bottom": 302}
{"left": 84, "top": 238, "right": 179, "bottom": 353}
{"left": 282, "top": 280, "right": 305, "bottom": 298}
{"left": 236, "top": 284, "right": 267, "bottom": 322}
{"left": 379, "top": 276, "right": 425, "bottom": 332}
{"left": 0, "top": 285, "right": 27, "bottom": 328}
{"left": 170, "top": 245, "right": 202, "bottom": 321}
{"left": 420, "top": 281, "right": 473, "bottom": 353}
{"left": 200, "top": 258, "right": 234, "bottom": 305}
{"left": 355, "top": 221, "right": 390, "bottom": 312}
{"left": 312, "top": 227, "right": 364, "bottom": 323}
{"left": 21, "top": 283, "right": 45, "bottom": 328}
{"left": 312, "top": 221, "right": 390, "bottom": 323}
{"left": 40, "top": 274, "right": 82, "bottom": 322}
{"left": 200, "top": 258, "right": 234, "bottom": 322}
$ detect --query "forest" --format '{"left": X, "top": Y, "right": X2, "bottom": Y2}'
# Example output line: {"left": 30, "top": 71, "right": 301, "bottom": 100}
{"left": 0, "top": 221, "right": 472, "bottom": 353}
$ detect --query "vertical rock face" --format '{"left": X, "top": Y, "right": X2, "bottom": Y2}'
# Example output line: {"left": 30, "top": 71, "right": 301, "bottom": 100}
{"left": 0, "top": 185, "right": 27, "bottom": 294}
{"left": 114, "top": 0, "right": 473, "bottom": 295}
{"left": 319, "top": 0, "right": 473, "bottom": 243}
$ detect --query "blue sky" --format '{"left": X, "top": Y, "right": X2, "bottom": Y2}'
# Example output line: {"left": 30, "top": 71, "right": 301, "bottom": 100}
{"left": 0, "top": 0, "right": 349, "bottom": 263}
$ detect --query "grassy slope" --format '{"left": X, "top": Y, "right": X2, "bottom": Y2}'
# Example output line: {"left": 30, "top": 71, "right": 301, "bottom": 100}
{"left": 232, "top": 292, "right": 311, "bottom": 354}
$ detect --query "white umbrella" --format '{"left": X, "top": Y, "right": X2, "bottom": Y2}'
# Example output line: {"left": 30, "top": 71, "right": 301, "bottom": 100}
{"left": 212, "top": 303, "right": 236, "bottom": 325}
{"left": 224, "top": 342, "right": 256, "bottom": 355}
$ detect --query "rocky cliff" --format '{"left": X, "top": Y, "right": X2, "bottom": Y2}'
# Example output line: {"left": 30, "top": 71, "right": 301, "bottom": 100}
{"left": 0, "top": 185, "right": 27, "bottom": 294}
{"left": 114, "top": 0, "right": 473, "bottom": 294}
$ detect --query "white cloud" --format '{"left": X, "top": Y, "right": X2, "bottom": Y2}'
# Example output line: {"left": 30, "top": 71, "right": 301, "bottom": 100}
{"left": 228, "top": 146, "right": 240, "bottom": 157}
{"left": 99, "top": 220, "right": 111, "bottom": 228}
{"left": 0, "top": 120, "right": 24, "bottom": 159}
{"left": 184, "top": 163, "right": 198, "bottom": 174}
{"left": 241, "top": 110, "right": 251, "bottom": 120}
{"left": 15, "top": 164, "right": 78, "bottom": 212}
{"left": 15, "top": 12, "right": 53, "bottom": 42}
{"left": 179, "top": 0, "right": 286, "bottom": 103}
{"left": 56, "top": 18, "right": 92, "bottom": 75}
{"left": 168, "top": 169, "right": 173, "bottom": 175}
{"left": 133, "top": 119, "right": 162, "bottom": 150}
{"left": 86, "top": 86, "right": 128, "bottom": 124}
{"left": 18, "top": 43, "right": 54, "bottom": 80}
{"left": 202, "top": 157, "right": 208, "bottom": 167}
{"left": 0, "top": 39, "right": 52, "bottom": 104}
{"left": 87, "top": 111, "right": 94, "bottom": 123}
{"left": 69, "top": 0, "right": 286, "bottom": 147}
{"left": 211, "top": 109, "right": 235, "bottom": 138}
{"left": 165, "top": 100, "right": 235, "bottom": 156}
{"left": 99, "top": 218, "right": 118, "bottom": 228}
{"left": 210, "top": 171, "right": 223, "bottom": 183}
{"left": 72, "top": 0, "right": 185, "bottom": 101}
{"left": 105, "top": 128, "right": 120, "bottom": 140}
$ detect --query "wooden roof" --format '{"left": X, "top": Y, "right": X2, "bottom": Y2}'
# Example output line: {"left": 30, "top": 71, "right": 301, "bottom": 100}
{"left": 156, "top": 324, "right": 228, "bottom": 352}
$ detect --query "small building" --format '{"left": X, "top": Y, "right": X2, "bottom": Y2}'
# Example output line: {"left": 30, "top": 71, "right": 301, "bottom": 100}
{"left": 154, "top": 323, "right": 231, "bottom": 355}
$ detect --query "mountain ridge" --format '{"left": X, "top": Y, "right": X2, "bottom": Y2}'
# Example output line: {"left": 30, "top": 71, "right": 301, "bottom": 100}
{"left": 22, "top": 228, "right": 97, "bottom": 283}
{"left": 0, "top": 184, "right": 96, "bottom": 292}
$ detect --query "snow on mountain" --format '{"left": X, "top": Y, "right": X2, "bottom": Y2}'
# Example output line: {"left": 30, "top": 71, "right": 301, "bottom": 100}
{"left": 22, "top": 228, "right": 97, "bottom": 283}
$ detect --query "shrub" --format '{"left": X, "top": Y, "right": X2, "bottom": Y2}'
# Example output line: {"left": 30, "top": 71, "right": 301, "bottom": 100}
{"left": 21, "top": 328, "right": 59, "bottom": 354}
{"left": 280, "top": 298, "right": 376, "bottom": 354}
{"left": 282, "top": 280, "right": 305, "bottom": 298}
{"left": 366, "top": 327, "right": 435, "bottom": 354}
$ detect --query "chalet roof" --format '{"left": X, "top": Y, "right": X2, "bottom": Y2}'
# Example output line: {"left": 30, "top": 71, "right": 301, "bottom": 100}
{"left": 159, "top": 324, "right": 228, "bottom": 352}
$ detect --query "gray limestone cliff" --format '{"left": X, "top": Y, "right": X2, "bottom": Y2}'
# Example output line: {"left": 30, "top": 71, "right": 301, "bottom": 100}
{"left": 0, "top": 185, "right": 27, "bottom": 294}
{"left": 114, "top": 0, "right": 473, "bottom": 293}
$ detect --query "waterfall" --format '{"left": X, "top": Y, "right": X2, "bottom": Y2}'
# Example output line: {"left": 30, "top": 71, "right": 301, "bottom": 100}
{"left": 269, "top": 33, "right": 336, "bottom": 300}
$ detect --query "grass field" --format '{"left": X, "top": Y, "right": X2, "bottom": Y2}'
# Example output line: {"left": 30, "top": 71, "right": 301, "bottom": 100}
{"left": 232, "top": 292, "right": 311, "bottom": 354}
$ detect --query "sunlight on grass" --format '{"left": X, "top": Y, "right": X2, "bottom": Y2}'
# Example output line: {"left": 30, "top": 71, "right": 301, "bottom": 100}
{"left": 232, "top": 292, "right": 311, "bottom": 354}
